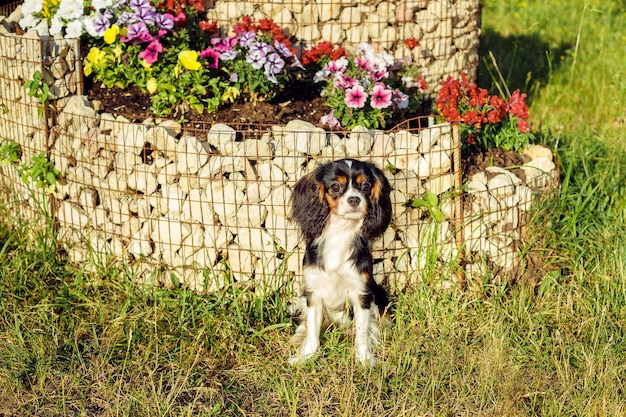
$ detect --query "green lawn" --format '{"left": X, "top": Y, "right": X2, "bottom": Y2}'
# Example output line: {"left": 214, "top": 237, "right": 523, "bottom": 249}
{"left": 1, "top": 0, "right": 626, "bottom": 415}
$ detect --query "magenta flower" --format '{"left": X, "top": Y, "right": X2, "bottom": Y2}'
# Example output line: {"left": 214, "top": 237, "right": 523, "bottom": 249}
{"left": 200, "top": 47, "right": 220, "bottom": 69}
{"left": 211, "top": 36, "right": 237, "bottom": 52}
{"left": 333, "top": 73, "right": 356, "bottom": 90}
{"left": 344, "top": 84, "right": 367, "bottom": 109}
{"left": 370, "top": 83, "right": 393, "bottom": 109}
{"left": 138, "top": 39, "right": 163, "bottom": 64}
{"left": 355, "top": 55, "right": 373, "bottom": 72}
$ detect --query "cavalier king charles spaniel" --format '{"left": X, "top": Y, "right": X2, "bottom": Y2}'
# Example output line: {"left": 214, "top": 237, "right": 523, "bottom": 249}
{"left": 289, "top": 158, "right": 392, "bottom": 366}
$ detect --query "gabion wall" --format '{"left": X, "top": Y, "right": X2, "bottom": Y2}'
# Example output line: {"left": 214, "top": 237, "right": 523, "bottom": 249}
{"left": 208, "top": 0, "right": 482, "bottom": 91}
{"left": 0, "top": 4, "right": 559, "bottom": 293}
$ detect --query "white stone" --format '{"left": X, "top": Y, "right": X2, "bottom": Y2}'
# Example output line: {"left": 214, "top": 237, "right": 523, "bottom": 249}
{"left": 239, "top": 139, "right": 273, "bottom": 161}
{"left": 129, "top": 232, "right": 152, "bottom": 257}
{"left": 151, "top": 217, "right": 190, "bottom": 251}
{"left": 283, "top": 120, "right": 327, "bottom": 155}
{"left": 58, "top": 201, "right": 89, "bottom": 228}
{"left": 466, "top": 178, "right": 487, "bottom": 193}
{"left": 394, "top": 130, "right": 421, "bottom": 150}
{"left": 318, "top": 1, "right": 342, "bottom": 22}
{"left": 128, "top": 163, "right": 158, "bottom": 195}
{"left": 371, "top": 132, "right": 394, "bottom": 156}
{"left": 207, "top": 181, "right": 243, "bottom": 222}
{"left": 266, "top": 184, "right": 292, "bottom": 217}
{"left": 339, "top": 6, "right": 363, "bottom": 29}
{"left": 235, "top": 228, "right": 275, "bottom": 253}
{"left": 321, "top": 22, "right": 345, "bottom": 44}
{"left": 522, "top": 145, "right": 553, "bottom": 161}
{"left": 256, "top": 161, "right": 285, "bottom": 183}
{"left": 176, "top": 135, "right": 209, "bottom": 175}
{"left": 180, "top": 189, "right": 215, "bottom": 225}
{"left": 388, "top": 149, "right": 422, "bottom": 171}
{"left": 207, "top": 123, "right": 236, "bottom": 154}
{"left": 426, "top": 145, "right": 452, "bottom": 175}
{"left": 424, "top": 173, "right": 455, "bottom": 195}
{"left": 345, "top": 126, "right": 373, "bottom": 156}
{"left": 246, "top": 182, "right": 272, "bottom": 204}
{"left": 487, "top": 174, "right": 515, "bottom": 198}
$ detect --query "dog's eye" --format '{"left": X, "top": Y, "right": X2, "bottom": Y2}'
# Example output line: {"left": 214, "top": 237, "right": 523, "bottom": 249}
{"left": 330, "top": 182, "right": 342, "bottom": 193}
{"left": 359, "top": 182, "right": 371, "bottom": 192}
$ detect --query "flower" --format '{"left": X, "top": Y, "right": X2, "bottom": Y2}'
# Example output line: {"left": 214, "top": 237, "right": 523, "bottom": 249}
{"left": 345, "top": 84, "right": 367, "bottom": 109}
{"left": 370, "top": 83, "right": 393, "bottom": 109}
{"left": 320, "top": 111, "right": 341, "bottom": 128}
{"left": 435, "top": 73, "right": 534, "bottom": 151}
{"left": 178, "top": 50, "right": 201, "bottom": 71}
{"left": 138, "top": 39, "right": 163, "bottom": 65}
{"left": 103, "top": 24, "right": 120, "bottom": 44}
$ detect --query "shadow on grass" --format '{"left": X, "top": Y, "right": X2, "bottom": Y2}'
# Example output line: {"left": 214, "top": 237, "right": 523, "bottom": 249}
{"left": 477, "top": 26, "right": 572, "bottom": 103}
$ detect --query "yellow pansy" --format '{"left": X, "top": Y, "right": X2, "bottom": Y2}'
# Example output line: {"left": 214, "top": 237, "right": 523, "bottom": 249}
{"left": 103, "top": 24, "right": 120, "bottom": 44}
{"left": 178, "top": 50, "right": 201, "bottom": 71}
{"left": 146, "top": 78, "right": 158, "bottom": 94}
{"left": 83, "top": 62, "right": 93, "bottom": 76}
{"left": 113, "top": 46, "right": 123, "bottom": 58}
{"left": 86, "top": 47, "right": 106, "bottom": 66}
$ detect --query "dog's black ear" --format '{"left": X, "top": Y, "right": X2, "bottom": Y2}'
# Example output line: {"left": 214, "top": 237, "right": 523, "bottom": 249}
{"left": 290, "top": 169, "right": 329, "bottom": 243}
{"left": 362, "top": 164, "right": 392, "bottom": 241}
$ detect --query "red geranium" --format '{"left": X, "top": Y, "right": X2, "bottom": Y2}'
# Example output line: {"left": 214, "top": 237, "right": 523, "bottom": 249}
{"left": 435, "top": 73, "right": 534, "bottom": 151}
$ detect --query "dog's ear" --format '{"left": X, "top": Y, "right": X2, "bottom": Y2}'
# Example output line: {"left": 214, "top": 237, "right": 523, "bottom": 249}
{"left": 362, "top": 165, "right": 392, "bottom": 240}
{"left": 290, "top": 169, "right": 329, "bottom": 243}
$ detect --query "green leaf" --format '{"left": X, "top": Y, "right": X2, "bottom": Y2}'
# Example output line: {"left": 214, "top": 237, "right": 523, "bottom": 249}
{"left": 423, "top": 190, "right": 439, "bottom": 207}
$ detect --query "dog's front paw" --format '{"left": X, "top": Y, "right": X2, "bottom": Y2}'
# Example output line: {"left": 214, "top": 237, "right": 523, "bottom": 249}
{"left": 356, "top": 350, "right": 377, "bottom": 367}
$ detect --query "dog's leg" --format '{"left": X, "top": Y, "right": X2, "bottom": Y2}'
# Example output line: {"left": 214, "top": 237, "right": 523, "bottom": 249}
{"left": 354, "top": 304, "right": 376, "bottom": 366}
{"left": 289, "top": 295, "right": 323, "bottom": 365}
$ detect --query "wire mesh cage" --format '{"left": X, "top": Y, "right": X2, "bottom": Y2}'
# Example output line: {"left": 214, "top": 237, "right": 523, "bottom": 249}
{"left": 0, "top": 0, "right": 559, "bottom": 293}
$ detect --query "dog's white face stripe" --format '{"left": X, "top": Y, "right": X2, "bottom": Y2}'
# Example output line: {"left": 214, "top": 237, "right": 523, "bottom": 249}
{"left": 344, "top": 159, "right": 353, "bottom": 169}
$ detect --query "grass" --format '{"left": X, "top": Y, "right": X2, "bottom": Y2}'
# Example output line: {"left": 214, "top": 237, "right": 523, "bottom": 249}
{"left": 2, "top": 0, "right": 626, "bottom": 415}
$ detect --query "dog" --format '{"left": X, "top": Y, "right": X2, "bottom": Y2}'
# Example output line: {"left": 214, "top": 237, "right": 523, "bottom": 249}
{"left": 289, "top": 158, "right": 392, "bottom": 366}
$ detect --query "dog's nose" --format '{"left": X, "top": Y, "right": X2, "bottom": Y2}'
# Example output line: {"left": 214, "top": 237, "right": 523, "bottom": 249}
{"left": 348, "top": 196, "right": 361, "bottom": 207}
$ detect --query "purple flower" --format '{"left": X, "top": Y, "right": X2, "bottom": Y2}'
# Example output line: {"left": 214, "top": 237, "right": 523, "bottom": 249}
{"left": 393, "top": 90, "right": 409, "bottom": 109}
{"left": 155, "top": 13, "right": 174, "bottom": 30}
{"left": 93, "top": 14, "right": 110, "bottom": 35}
{"left": 200, "top": 47, "right": 220, "bottom": 69}
{"left": 220, "top": 50, "right": 239, "bottom": 61}
{"left": 246, "top": 50, "right": 266, "bottom": 70}
{"left": 320, "top": 110, "right": 341, "bottom": 128}
{"left": 211, "top": 36, "right": 237, "bottom": 52}
{"left": 137, "top": 8, "right": 156, "bottom": 25}
{"left": 249, "top": 41, "right": 272, "bottom": 56}
{"left": 117, "top": 11, "right": 136, "bottom": 26}
{"left": 229, "top": 72, "right": 238, "bottom": 83}
{"left": 138, "top": 39, "right": 163, "bottom": 65}
{"left": 369, "top": 83, "right": 393, "bottom": 109}
{"left": 239, "top": 31, "right": 256, "bottom": 48}
{"left": 124, "top": 21, "right": 152, "bottom": 43}
{"left": 130, "top": 0, "right": 151, "bottom": 12}
{"left": 265, "top": 52, "right": 284, "bottom": 74}
{"left": 273, "top": 40, "right": 292, "bottom": 58}
{"left": 344, "top": 84, "right": 367, "bottom": 109}
{"left": 355, "top": 55, "right": 373, "bottom": 72}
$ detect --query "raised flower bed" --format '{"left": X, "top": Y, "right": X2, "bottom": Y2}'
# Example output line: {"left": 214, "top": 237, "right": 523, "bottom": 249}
{"left": 0, "top": 0, "right": 558, "bottom": 292}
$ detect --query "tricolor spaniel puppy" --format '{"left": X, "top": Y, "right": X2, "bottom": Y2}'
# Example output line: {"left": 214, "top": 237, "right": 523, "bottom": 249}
{"left": 289, "top": 158, "right": 392, "bottom": 366}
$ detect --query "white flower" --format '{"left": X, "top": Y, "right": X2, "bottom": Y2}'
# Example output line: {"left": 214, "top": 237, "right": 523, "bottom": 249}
{"left": 21, "top": 0, "right": 43, "bottom": 15}
{"left": 82, "top": 16, "right": 98, "bottom": 37}
{"left": 34, "top": 19, "right": 50, "bottom": 36}
{"left": 57, "top": 0, "right": 85, "bottom": 21}
{"left": 91, "top": 0, "right": 114, "bottom": 10}
{"left": 65, "top": 19, "right": 83, "bottom": 38}
{"left": 49, "top": 16, "right": 63, "bottom": 36}
{"left": 19, "top": 14, "right": 40, "bottom": 30}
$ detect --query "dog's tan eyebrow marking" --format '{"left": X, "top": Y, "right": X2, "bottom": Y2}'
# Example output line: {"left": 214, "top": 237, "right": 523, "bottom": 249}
{"left": 355, "top": 173, "right": 367, "bottom": 185}
{"left": 335, "top": 175, "right": 347, "bottom": 185}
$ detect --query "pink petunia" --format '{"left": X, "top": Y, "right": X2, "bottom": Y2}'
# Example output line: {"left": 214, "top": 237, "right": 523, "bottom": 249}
{"left": 138, "top": 39, "right": 163, "bottom": 65}
{"left": 200, "top": 47, "right": 220, "bottom": 69}
{"left": 370, "top": 83, "right": 393, "bottom": 109}
{"left": 344, "top": 84, "right": 367, "bottom": 109}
